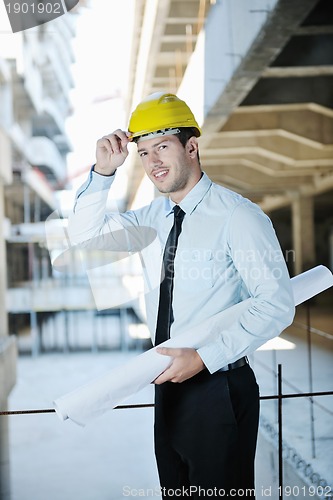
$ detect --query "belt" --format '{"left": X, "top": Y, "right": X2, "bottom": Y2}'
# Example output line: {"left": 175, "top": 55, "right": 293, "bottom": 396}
{"left": 217, "top": 356, "right": 248, "bottom": 372}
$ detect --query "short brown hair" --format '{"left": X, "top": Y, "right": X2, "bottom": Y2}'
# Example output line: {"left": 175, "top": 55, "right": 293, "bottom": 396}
{"left": 176, "top": 127, "right": 201, "bottom": 163}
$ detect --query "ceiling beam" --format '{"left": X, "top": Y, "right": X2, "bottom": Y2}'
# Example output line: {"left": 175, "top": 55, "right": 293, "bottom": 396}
{"left": 202, "top": 156, "right": 333, "bottom": 176}
{"left": 202, "top": 145, "right": 333, "bottom": 164}
{"left": 262, "top": 66, "right": 333, "bottom": 78}
{"left": 209, "top": 129, "right": 333, "bottom": 151}
{"left": 295, "top": 25, "right": 333, "bottom": 35}
{"left": 161, "top": 34, "right": 198, "bottom": 43}
{"left": 166, "top": 17, "right": 199, "bottom": 24}
{"left": 234, "top": 102, "right": 333, "bottom": 117}
{"left": 260, "top": 173, "right": 333, "bottom": 212}
{"left": 201, "top": 0, "right": 320, "bottom": 146}
{"left": 155, "top": 51, "right": 190, "bottom": 66}
{"left": 204, "top": 155, "right": 333, "bottom": 175}
{"left": 205, "top": 163, "right": 313, "bottom": 185}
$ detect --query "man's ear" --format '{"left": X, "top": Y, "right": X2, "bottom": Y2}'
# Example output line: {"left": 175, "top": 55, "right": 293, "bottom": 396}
{"left": 186, "top": 137, "right": 199, "bottom": 158}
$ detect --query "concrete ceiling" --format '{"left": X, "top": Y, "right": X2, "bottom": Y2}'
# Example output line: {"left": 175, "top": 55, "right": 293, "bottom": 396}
{"left": 127, "top": 0, "right": 212, "bottom": 101}
{"left": 127, "top": 0, "right": 333, "bottom": 212}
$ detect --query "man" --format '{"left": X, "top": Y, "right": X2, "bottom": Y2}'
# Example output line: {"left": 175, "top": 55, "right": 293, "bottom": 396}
{"left": 68, "top": 92, "right": 295, "bottom": 498}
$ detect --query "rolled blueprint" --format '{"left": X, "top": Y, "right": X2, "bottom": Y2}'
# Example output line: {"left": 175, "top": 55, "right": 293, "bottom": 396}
{"left": 54, "top": 265, "right": 333, "bottom": 426}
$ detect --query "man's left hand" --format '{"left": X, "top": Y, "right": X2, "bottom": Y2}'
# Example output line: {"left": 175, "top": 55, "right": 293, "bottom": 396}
{"left": 154, "top": 347, "right": 205, "bottom": 384}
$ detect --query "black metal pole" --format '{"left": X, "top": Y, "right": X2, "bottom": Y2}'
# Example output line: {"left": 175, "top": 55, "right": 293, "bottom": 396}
{"left": 306, "top": 302, "right": 316, "bottom": 458}
{"left": 2, "top": 390, "right": 333, "bottom": 416}
{"left": 278, "top": 363, "right": 283, "bottom": 500}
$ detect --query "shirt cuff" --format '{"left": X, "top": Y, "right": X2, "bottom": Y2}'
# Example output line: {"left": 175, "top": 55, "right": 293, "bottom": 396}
{"left": 91, "top": 165, "right": 116, "bottom": 182}
{"left": 78, "top": 166, "right": 115, "bottom": 195}
{"left": 91, "top": 164, "right": 117, "bottom": 178}
{"left": 197, "top": 342, "right": 228, "bottom": 374}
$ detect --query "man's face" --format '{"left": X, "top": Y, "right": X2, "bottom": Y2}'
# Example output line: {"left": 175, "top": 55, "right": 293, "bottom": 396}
{"left": 136, "top": 134, "right": 201, "bottom": 202}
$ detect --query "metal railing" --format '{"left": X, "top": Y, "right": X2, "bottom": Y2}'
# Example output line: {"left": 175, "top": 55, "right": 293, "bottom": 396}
{"left": 2, "top": 302, "right": 332, "bottom": 498}
{"left": 260, "top": 364, "right": 333, "bottom": 499}
{"left": 1, "top": 364, "right": 332, "bottom": 500}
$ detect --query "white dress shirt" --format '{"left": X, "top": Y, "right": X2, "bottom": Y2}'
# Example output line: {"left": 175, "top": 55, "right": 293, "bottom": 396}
{"left": 68, "top": 169, "right": 295, "bottom": 373}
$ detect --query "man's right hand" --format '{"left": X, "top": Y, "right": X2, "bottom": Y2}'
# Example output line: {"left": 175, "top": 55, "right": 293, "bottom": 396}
{"left": 94, "top": 129, "right": 132, "bottom": 176}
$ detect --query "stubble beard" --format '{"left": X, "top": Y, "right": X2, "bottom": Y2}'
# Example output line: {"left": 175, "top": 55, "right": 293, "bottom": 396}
{"left": 156, "top": 163, "right": 191, "bottom": 196}
{"left": 157, "top": 177, "right": 188, "bottom": 195}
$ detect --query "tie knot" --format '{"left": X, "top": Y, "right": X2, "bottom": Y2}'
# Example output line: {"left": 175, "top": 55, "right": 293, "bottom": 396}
{"left": 173, "top": 205, "right": 185, "bottom": 221}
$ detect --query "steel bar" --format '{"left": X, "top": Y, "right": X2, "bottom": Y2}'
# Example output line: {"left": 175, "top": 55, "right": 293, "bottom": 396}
{"left": 1, "top": 390, "right": 332, "bottom": 416}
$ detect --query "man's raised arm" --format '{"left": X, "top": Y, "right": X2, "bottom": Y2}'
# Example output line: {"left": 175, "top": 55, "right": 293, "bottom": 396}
{"left": 67, "top": 130, "right": 133, "bottom": 246}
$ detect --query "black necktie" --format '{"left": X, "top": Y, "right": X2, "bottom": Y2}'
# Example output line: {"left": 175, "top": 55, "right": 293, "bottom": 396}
{"left": 154, "top": 206, "right": 185, "bottom": 346}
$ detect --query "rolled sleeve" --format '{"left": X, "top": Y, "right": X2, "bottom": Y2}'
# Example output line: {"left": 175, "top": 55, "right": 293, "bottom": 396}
{"left": 198, "top": 201, "right": 295, "bottom": 373}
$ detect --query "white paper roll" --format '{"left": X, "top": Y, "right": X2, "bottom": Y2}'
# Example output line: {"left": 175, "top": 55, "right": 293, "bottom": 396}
{"left": 54, "top": 265, "right": 333, "bottom": 426}
{"left": 290, "top": 265, "right": 333, "bottom": 306}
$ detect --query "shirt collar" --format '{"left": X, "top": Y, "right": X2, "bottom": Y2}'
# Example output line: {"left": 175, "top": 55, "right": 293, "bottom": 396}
{"left": 164, "top": 172, "right": 212, "bottom": 217}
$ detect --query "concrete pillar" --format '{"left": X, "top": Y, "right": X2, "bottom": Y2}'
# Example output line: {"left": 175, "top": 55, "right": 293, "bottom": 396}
{"left": 0, "top": 180, "right": 17, "bottom": 500}
{"left": 0, "top": 338, "right": 16, "bottom": 500}
{"left": 291, "top": 194, "right": 316, "bottom": 275}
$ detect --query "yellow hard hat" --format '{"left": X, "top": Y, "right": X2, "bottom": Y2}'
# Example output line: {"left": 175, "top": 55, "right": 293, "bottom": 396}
{"left": 128, "top": 92, "right": 201, "bottom": 141}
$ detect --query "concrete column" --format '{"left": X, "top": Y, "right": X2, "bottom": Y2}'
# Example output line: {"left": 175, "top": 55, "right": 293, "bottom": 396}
{"left": 0, "top": 338, "right": 16, "bottom": 500}
{"left": 291, "top": 194, "right": 316, "bottom": 275}
{"left": 0, "top": 180, "right": 17, "bottom": 500}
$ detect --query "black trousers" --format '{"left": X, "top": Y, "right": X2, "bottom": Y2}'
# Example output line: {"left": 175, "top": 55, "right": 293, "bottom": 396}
{"left": 154, "top": 363, "right": 259, "bottom": 499}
